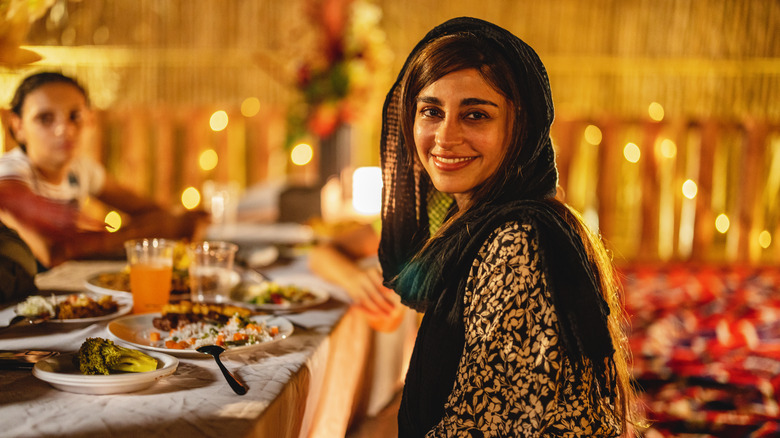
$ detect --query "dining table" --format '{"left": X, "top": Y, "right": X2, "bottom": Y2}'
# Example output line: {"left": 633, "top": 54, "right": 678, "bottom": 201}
{"left": 0, "top": 248, "right": 418, "bottom": 437}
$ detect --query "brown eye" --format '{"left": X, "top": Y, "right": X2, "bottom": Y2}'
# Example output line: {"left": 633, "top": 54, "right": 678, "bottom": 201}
{"left": 37, "top": 113, "right": 55, "bottom": 126}
{"left": 465, "top": 111, "right": 489, "bottom": 120}
{"left": 419, "top": 107, "right": 443, "bottom": 118}
{"left": 70, "top": 110, "right": 83, "bottom": 124}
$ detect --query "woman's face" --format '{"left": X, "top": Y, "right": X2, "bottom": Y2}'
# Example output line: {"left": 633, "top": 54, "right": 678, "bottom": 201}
{"left": 11, "top": 82, "right": 88, "bottom": 177}
{"left": 413, "top": 68, "right": 512, "bottom": 208}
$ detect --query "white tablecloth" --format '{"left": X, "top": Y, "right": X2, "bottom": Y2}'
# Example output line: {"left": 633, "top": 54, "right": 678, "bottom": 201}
{"left": 0, "top": 257, "right": 417, "bottom": 438}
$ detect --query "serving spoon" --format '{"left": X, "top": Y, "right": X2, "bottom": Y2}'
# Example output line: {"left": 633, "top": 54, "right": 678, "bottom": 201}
{"left": 196, "top": 345, "right": 247, "bottom": 395}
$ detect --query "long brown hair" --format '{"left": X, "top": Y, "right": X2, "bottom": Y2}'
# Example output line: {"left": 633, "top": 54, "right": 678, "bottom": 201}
{"left": 399, "top": 32, "right": 529, "bottom": 210}
{"left": 395, "top": 29, "right": 640, "bottom": 434}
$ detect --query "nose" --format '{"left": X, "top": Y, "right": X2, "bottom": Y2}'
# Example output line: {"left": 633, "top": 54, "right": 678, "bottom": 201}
{"left": 54, "top": 119, "right": 78, "bottom": 139}
{"left": 435, "top": 117, "right": 462, "bottom": 148}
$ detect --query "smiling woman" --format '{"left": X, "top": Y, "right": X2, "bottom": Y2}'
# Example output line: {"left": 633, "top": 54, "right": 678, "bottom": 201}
{"left": 379, "top": 17, "right": 641, "bottom": 437}
{"left": 412, "top": 69, "right": 511, "bottom": 209}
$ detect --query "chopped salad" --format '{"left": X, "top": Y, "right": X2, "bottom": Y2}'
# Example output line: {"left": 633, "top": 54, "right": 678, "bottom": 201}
{"left": 151, "top": 313, "right": 281, "bottom": 350}
{"left": 244, "top": 282, "right": 319, "bottom": 307}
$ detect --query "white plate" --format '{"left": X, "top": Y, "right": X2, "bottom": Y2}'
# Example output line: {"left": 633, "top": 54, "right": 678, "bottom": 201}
{"left": 244, "top": 287, "right": 329, "bottom": 312}
{"left": 107, "top": 313, "right": 294, "bottom": 358}
{"left": 32, "top": 350, "right": 178, "bottom": 394}
{"left": 205, "top": 222, "right": 315, "bottom": 246}
{"left": 84, "top": 271, "right": 131, "bottom": 297}
{"left": 14, "top": 294, "right": 132, "bottom": 324}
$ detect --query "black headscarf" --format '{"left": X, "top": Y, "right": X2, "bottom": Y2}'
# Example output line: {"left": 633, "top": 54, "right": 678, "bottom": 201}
{"left": 379, "top": 16, "right": 615, "bottom": 387}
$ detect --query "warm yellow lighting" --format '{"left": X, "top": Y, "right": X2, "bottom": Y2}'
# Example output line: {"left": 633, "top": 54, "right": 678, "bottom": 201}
{"left": 199, "top": 149, "right": 218, "bottom": 171}
{"left": 290, "top": 143, "right": 313, "bottom": 166}
{"left": 623, "top": 143, "right": 641, "bottom": 163}
{"left": 352, "top": 167, "right": 382, "bottom": 215}
{"left": 209, "top": 110, "right": 229, "bottom": 131}
{"left": 759, "top": 230, "right": 772, "bottom": 249}
{"left": 584, "top": 125, "right": 602, "bottom": 145}
{"left": 181, "top": 187, "right": 201, "bottom": 210}
{"left": 715, "top": 214, "right": 730, "bottom": 234}
{"left": 660, "top": 139, "right": 677, "bottom": 158}
{"left": 648, "top": 102, "right": 665, "bottom": 121}
{"left": 241, "top": 97, "right": 260, "bottom": 117}
{"left": 682, "top": 179, "right": 698, "bottom": 199}
{"left": 104, "top": 210, "right": 122, "bottom": 232}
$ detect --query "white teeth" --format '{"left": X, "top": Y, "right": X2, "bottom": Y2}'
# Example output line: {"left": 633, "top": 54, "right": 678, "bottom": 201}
{"left": 436, "top": 156, "right": 473, "bottom": 164}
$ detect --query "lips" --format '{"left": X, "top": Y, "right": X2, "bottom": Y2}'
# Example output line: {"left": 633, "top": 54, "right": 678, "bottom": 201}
{"left": 432, "top": 154, "right": 476, "bottom": 171}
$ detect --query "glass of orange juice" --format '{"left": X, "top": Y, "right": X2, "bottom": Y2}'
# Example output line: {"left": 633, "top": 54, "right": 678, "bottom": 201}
{"left": 124, "top": 238, "right": 176, "bottom": 314}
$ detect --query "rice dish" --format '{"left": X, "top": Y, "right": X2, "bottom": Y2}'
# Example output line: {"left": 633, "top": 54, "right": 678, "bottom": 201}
{"left": 156, "top": 313, "right": 280, "bottom": 350}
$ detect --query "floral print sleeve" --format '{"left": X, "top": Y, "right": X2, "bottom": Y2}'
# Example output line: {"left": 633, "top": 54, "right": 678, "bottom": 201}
{"left": 426, "top": 222, "right": 619, "bottom": 438}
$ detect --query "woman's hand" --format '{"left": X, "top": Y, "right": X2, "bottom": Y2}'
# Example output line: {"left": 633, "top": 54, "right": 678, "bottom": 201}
{"left": 342, "top": 264, "right": 400, "bottom": 316}
{"left": 308, "top": 243, "right": 405, "bottom": 331}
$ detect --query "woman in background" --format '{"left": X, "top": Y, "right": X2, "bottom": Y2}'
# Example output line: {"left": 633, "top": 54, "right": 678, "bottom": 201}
{"left": 0, "top": 71, "right": 207, "bottom": 270}
{"left": 379, "top": 18, "right": 639, "bottom": 436}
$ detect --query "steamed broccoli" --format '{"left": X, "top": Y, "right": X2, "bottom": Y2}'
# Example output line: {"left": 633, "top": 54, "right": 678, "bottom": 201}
{"left": 73, "top": 337, "right": 158, "bottom": 375}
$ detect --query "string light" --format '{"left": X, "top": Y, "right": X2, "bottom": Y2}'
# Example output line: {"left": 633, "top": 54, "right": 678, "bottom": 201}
{"left": 715, "top": 214, "right": 730, "bottom": 234}
{"left": 291, "top": 143, "right": 313, "bottom": 166}
{"left": 181, "top": 187, "right": 201, "bottom": 209}
{"left": 241, "top": 97, "right": 260, "bottom": 117}
{"left": 584, "top": 125, "right": 602, "bottom": 145}
{"left": 648, "top": 102, "right": 664, "bottom": 121}
{"left": 199, "top": 149, "right": 218, "bottom": 171}
{"left": 682, "top": 179, "right": 698, "bottom": 199}
{"left": 209, "top": 110, "right": 228, "bottom": 131}
{"left": 759, "top": 230, "right": 772, "bottom": 249}
{"left": 659, "top": 139, "right": 677, "bottom": 158}
{"left": 624, "top": 143, "right": 641, "bottom": 163}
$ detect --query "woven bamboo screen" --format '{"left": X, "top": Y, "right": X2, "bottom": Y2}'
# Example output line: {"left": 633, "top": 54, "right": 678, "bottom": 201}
{"left": 0, "top": 0, "right": 778, "bottom": 264}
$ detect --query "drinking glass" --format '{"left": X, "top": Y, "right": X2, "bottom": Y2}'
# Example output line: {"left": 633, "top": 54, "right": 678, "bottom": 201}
{"left": 124, "top": 238, "right": 176, "bottom": 314}
{"left": 188, "top": 241, "right": 238, "bottom": 303}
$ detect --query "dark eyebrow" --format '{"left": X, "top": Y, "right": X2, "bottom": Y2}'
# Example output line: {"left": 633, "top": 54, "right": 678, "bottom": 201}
{"left": 461, "top": 97, "right": 498, "bottom": 107}
{"left": 416, "top": 96, "right": 498, "bottom": 108}
{"left": 416, "top": 96, "right": 441, "bottom": 105}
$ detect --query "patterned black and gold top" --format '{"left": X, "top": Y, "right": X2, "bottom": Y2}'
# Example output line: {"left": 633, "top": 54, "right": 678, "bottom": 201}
{"left": 420, "top": 222, "right": 620, "bottom": 437}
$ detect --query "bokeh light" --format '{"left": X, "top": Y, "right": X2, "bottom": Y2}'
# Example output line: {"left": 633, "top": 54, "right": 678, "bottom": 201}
{"left": 624, "top": 143, "right": 641, "bottom": 163}
{"left": 759, "top": 230, "right": 772, "bottom": 249}
{"left": 181, "top": 186, "right": 201, "bottom": 209}
{"left": 584, "top": 125, "right": 602, "bottom": 145}
{"left": 291, "top": 143, "right": 313, "bottom": 166}
{"left": 352, "top": 167, "right": 382, "bottom": 215}
{"left": 659, "top": 139, "right": 677, "bottom": 158}
{"left": 715, "top": 214, "right": 730, "bottom": 234}
{"left": 209, "top": 110, "right": 229, "bottom": 131}
{"left": 241, "top": 97, "right": 260, "bottom": 117}
{"left": 199, "top": 149, "right": 218, "bottom": 171}
{"left": 649, "top": 102, "right": 665, "bottom": 121}
{"left": 682, "top": 179, "right": 698, "bottom": 199}
{"left": 104, "top": 210, "right": 122, "bottom": 232}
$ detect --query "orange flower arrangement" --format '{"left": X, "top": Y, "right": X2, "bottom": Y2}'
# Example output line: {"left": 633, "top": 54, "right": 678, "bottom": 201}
{"left": 286, "top": 0, "right": 392, "bottom": 146}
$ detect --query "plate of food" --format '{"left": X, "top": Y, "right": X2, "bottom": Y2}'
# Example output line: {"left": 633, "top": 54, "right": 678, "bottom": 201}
{"left": 107, "top": 301, "right": 293, "bottom": 358}
{"left": 33, "top": 340, "right": 178, "bottom": 395}
{"left": 232, "top": 281, "right": 329, "bottom": 311}
{"left": 13, "top": 293, "right": 132, "bottom": 324}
